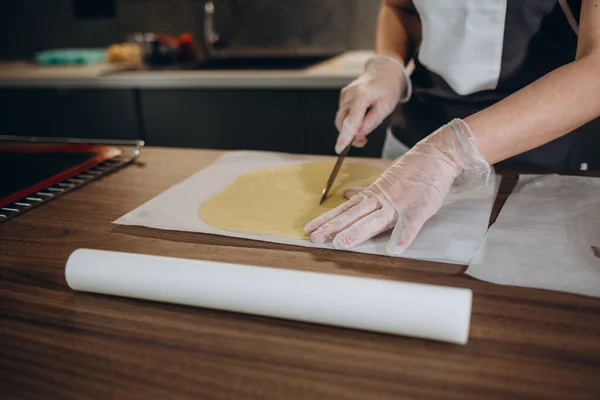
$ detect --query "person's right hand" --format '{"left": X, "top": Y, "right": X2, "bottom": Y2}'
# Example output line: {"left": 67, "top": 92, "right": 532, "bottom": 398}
{"left": 335, "top": 54, "right": 411, "bottom": 154}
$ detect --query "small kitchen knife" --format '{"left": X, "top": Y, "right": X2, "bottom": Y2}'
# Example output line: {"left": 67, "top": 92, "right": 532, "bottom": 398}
{"left": 319, "top": 140, "right": 353, "bottom": 205}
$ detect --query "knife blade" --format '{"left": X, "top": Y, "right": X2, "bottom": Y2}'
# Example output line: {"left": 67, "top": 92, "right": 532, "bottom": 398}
{"left": 319, "top": 141, "right": 353, "bottom": 205}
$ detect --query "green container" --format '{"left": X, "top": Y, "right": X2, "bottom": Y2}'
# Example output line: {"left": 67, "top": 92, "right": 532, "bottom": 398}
{"left": 36, "top": 49, "right": 107, "bottom": 65}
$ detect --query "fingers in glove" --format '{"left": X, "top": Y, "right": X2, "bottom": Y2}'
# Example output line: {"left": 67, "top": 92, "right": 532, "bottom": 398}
{"left": 352, "top": 137, "right": 368, "bottom": 148}
{"left": 336, "top": 90, "right": 360, "bottom": 131}
{"left": 305, "top": 194, "right": 364, "bottom": 235}
{"left": 335, "top": 96, "right": 372, "bottom": 154}
{"left": 332, "top": 206, "right": 397, "bottom": 249}
{"left": 335, "top": 107, "right": 349, "bottom": 133}
{"left": 343, "top": 185, "right": 367, "bottom": 199}
{"left": 356, "top": 104, "right": 385, "bottom": 140}
{"left": 309, "top": 196, "right": 380, "bottom": 243}
{"left": 386, "top": 212, "right": 428, "bottom": 256}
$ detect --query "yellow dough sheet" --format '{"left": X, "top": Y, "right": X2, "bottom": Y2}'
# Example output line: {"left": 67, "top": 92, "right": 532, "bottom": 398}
{"left": 114, "top": 151, "right": 498, "bottom": 264}
{"left": 199, "top": 161, "right": 383, "bottom": 239}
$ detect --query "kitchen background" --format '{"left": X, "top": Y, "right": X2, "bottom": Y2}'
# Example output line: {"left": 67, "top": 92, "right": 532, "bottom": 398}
{"left": 3, "top": 1, "right": 596, "bottom": 166}
{"left": 0, "top": 0, "right": 392, "bottom": 158}
{"left": 0, "top": 0, "right": 379, "bottom": 60}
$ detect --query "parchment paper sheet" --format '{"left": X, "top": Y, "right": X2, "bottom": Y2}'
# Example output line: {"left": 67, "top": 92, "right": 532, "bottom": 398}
{"left": 114, "top": 151, "right": 498, "bottom": 265}
{"left": 467, "top": 174, "right": 600, "bottom": 298}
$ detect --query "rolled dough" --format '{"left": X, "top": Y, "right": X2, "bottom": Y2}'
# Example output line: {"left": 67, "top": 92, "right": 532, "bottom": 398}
{"left": 199, "top": 162, "right": 383, "bottom": 239}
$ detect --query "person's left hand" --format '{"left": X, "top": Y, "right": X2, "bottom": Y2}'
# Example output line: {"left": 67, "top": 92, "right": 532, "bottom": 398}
{"left": 305, "top": 119, "right": 491, "bottom": 255}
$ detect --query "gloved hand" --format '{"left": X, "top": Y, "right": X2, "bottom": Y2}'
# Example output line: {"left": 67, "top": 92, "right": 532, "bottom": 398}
{"left": 335, "top": 54, "right": 412, "bottom": 154}
{"left": 306, "top": 119, "right": 491, "bottom": 255}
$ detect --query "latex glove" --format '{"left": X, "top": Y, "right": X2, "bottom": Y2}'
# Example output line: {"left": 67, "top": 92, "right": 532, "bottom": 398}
{"left": 306, "top": 119, "right": 491, "bottom": 255}
{"left": 342, "top": 185, "right": 366, "bottom": 199}
{"left": 335, "top": 54, "right": 412, "bottom": 154}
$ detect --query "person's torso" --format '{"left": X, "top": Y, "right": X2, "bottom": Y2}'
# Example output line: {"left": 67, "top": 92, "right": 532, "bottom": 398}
{"left": 394, "top": 0, "right": 598, "bottom": 170}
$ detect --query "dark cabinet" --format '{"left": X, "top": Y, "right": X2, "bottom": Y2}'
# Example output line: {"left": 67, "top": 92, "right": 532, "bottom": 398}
{"left": 141, "top": 89, "right": 304, "bottom": 151}
{"left": 0, "top": 86, "right": 387, "bottom": 158}
{"left": 0, "top": 88, "right": 140, "bottom": 140}
{"left": 140, "top": 88, "right": 385, "bottom": 157}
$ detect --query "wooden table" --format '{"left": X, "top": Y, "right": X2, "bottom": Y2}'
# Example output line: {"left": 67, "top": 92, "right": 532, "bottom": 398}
{"left": 1, "top": 147, "right": 599, "bottom": 400}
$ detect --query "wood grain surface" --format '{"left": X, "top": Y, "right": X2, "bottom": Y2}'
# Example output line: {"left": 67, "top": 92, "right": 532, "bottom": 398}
{"left": 1, "top": 147, "right": 599, "bottom": 400}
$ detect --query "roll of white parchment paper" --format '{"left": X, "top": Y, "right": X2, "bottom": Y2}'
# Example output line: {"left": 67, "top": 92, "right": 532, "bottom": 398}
{"left": 65, "top": 249, "right": 473, "bottom": 344}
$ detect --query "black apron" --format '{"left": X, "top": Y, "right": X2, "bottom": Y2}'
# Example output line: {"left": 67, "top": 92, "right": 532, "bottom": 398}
{"left": 392, "top": 0, "right": 598, "bottom": 170}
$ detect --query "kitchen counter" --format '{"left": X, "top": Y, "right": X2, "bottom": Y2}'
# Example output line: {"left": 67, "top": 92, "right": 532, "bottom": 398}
{"left": 0, "top": 51, "right": 371, "bottom": 89}
{"left": 2, "top": 146, "right": 600, "bottom": 399}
